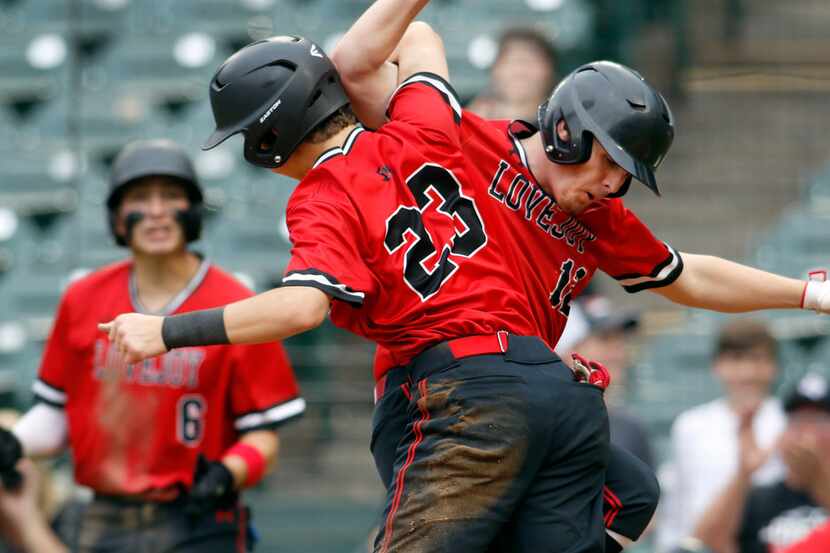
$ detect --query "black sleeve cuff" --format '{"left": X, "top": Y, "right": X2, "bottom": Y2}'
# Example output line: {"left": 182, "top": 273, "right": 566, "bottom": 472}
{"left": 281, "top": 269, "right": 365, "bottom": 306}
{"left": 612, "top": 244, "right": 684, "bottom": 293}
{"left": 234, "top": 397, "right": 306, "bottom": 432}
{"left": 32, "top": 379, "right": 66, "bottom": 408}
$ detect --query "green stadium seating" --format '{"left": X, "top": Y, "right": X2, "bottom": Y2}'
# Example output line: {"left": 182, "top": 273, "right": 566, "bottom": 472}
{"left": 0, "top": 161, "right": 78, "bottom": 218}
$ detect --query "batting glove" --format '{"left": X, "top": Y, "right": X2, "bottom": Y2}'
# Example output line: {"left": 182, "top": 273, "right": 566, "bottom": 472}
{"left": 185, "top": 454, "right": 236, "bottom": 518}
{"left": 802, "top": 270, "right": 830, "bottom": 314}
{"left": 0, "top": 428, "right": 22, "bottom": 491}
{"left": 570, "top": 353, "right": 612, "bottom": 391}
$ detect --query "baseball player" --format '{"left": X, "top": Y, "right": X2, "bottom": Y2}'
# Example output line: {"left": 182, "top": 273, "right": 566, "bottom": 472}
{"left": 101, "top": 3, "right": 830, "bottom": 553}
{"left": 329, "top": 1, "right": 830, "bottom": 550}
{"left": 0, "top": 140, "right": 304, "bottom": 553}
{"left": 342, "top": 14, "right": 662, "bottom": 552}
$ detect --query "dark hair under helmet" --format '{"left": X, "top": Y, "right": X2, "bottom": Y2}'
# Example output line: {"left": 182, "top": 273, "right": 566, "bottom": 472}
{"left": 537, "top": 60, "right": 675, "bottom": 197}
{"left": 202, "top": 36, "right": 350, "bottom": 169}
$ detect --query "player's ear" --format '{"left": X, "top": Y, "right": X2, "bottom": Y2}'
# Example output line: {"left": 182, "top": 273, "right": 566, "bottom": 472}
{"left": 556, "top": 119, "right": 570, "bottom": 142}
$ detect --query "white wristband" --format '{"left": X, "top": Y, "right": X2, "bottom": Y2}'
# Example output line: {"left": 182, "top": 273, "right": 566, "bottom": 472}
{"left": 802, "top": 281, "right": 825, "bottom": 312}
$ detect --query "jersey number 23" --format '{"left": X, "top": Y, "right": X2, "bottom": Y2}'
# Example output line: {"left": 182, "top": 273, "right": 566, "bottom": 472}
{"left": 384, "top": 164, "right": 487, "bottom": 301}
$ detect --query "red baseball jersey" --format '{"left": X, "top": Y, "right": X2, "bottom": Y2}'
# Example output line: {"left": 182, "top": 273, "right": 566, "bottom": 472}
{"left": 34, "top": 259, "right": 304, "bottom": 496}
{"left": 283, "top": 72, "right": 681, "bottom": 380}
{"left": 454, "top": 111, "right": 683, "bottom": 350}
{"left": 372, "top": 109, "right": 683, "bottom": 375}
{"left": 283, "top": 73, "right": 542, "bottom": 375}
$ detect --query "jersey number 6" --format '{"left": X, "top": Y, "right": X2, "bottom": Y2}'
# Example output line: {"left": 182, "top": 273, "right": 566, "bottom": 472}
{"left": 384, "top": 163, "right": 487, "bottom": 301}
{"left": 177, "top": 394, "right": 206, "bottom": 447}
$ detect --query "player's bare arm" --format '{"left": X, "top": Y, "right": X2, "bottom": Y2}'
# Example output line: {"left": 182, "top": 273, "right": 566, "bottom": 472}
{"left": 394, "top": 22, "right": 450, "bottom": 84}
{"left": 99, "top": 285, "right": 330, "bottom": 364}
{"left": 331, "top": 0, "right": 447, "bottom": 128}
{"left": 331, "top": 0, "right": 431, "bottom": 127}
{"left": 651, "top": 253, "right": 811, "bottom": 312}
{"left": 222, "top": 430, "right": 279, "bottom": 488}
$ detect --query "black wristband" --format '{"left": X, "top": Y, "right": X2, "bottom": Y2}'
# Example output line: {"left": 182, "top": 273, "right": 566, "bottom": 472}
{"left": 161, "top": 307, "right": 230, "bottom": 350}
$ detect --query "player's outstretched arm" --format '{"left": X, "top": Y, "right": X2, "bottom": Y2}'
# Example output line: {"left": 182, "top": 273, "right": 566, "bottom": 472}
{"left": 99, "top": 286, "right": 330, "bottom": 364}
{"left": 331, "top": 0, "right": 447, "bottom": 128}
{"left": 651, "top": 253, "right": 813, "bottom": 312}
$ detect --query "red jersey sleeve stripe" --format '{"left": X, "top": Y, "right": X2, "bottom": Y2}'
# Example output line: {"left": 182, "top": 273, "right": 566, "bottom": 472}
{"left": 234, "top": 397, "right": 306, "bottom": 432}
{"left": 282, "top": 269, "right": 365, "bottom": 305}
{"left": 612, "top": 243, "right": 684, "bottom": 293}
{"left": 32, "top": 379, "right": 67, "bottom": 407}
{"left": 386, "top": 72, "right": 462, "bottom": 123}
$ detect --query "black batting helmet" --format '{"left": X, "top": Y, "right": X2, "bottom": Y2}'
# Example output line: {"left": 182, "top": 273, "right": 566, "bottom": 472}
{"left": 107, "top": 139, "right": 203, "bottom": 246}
{"left": 538, "top": 61, "right": 674, "bottom": 196}
{"left": 202, "top": 36, "right": 350, "bottom": 169}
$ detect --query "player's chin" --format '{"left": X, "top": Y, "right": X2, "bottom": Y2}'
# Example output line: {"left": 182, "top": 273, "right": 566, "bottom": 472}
{"left": 560, "top": 201, "right": 586, "bottom": 216}
{"left": 132, "top": 237, "right": 184, "bottom": 256}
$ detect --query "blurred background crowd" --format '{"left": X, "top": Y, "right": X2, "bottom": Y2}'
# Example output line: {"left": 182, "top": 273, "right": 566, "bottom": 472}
{"left": 0, "top": 0, "right": 829, "bottom": 551}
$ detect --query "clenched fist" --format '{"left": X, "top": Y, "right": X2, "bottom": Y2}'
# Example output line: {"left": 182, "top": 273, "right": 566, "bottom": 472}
{"left": 98, "top": 313, "right": 166, "bottom": 364}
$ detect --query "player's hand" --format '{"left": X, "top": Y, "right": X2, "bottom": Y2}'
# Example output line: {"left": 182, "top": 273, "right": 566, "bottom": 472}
{"left": 98, "top": 313, "right": 166, "bottom": 364}
{"left": 0, "top": 428, "right": 22, "bottom": 491}
{"left": 570, "top": 353, "right": 612, "bottom": 391}
{"left": 185, "top": 454, "right": 236, "bottom": 518}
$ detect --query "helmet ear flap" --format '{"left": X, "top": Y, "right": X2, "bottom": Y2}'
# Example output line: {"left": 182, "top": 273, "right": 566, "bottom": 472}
{"left": 108, "top": 210, "right": 127, "bottom": 246}
{"left": 176, "top": 206, "right": 203, "bottom": 242}
{"left": 539, "top": 101, "right": 592, "bottom": 165}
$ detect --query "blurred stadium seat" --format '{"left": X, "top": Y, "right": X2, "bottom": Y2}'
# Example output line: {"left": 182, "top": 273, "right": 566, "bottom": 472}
{"left": 0, "top": 159, "right": 78, "bottom": 220}
{"left": 0, "top": 33, "right": 68, "bottom": 119}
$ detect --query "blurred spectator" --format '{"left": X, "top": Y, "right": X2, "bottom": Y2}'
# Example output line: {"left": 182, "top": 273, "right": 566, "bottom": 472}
{"left": 466, "top": 27, "right": 558, "bottom": 121}
{"left": 557, "top": 295, "right": 655, "bottom": 468}
{"left": 0, "top": 459, "right": 68, "bottom": 553}
{"left": 693, "top": 372, "right": 830, "bottom": 553}
{"left": 657, "top": 319, "right": 786, "bottom": 552}
{"left": 0, "top": 410, "right": 77, "bottom": 553}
